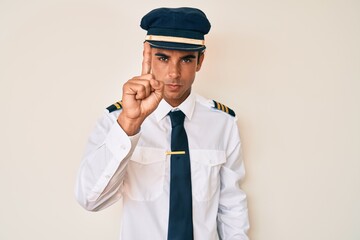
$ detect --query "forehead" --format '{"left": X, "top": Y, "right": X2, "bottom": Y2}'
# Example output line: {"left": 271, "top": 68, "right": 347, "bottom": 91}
{"left": 151, "top": 48, "right": 198, "bottom": 57}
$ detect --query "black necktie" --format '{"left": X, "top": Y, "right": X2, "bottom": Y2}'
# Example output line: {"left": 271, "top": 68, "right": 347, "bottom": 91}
{"left": 167, "top": 110, "right": 194, "bottom": 240}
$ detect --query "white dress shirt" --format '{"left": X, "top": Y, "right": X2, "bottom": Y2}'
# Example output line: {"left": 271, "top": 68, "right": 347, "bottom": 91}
{"left": 75, "top": 92, "right": 249, "bottom": 240}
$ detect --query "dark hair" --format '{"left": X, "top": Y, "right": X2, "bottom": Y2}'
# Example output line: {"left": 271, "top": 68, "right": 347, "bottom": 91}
{"left": 197, "top": 50, "right": 204, "bottom": 64}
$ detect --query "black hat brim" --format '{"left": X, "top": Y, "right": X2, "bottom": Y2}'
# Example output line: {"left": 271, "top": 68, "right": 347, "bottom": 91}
{"left": 146, "top": 40, "right": 206, "bottom": 52}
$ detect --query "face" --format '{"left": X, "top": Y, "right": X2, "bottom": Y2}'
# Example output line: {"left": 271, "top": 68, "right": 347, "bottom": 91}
{"left": 150, "top": 48, "right": 204, "bottom": 107}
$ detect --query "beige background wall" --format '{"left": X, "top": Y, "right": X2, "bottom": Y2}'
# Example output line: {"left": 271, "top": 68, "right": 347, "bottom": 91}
{"left": 1, "top": 0, "right": 359, "bottom": 239}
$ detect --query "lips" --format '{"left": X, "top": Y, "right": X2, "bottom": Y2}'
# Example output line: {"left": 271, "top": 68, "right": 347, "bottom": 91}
{"left": 164, "top": 80, "right": 183, "bottom": 91}
{"left": 166, "top": 83, "right": 182, "bottom": 91}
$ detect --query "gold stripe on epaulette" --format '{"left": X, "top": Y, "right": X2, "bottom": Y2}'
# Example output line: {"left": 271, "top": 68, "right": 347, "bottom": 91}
{"left": 106, "top": 100, "right": 123, "bottom": 113}
{"left": 220, "top": 103, "right": 225, "bottom": 112}
{"left": 224, "top": 105, "right": 229, "bottom": 114}
{"left": 212, "top": 100, "right": 236, "bottom": 117}
{"left": 216, "top": 101, "right": 221, "bottom": 110}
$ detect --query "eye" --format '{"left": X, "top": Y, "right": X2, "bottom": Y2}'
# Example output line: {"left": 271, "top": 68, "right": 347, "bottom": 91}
{"left": 158, "top": 56, "right": 169, "bottom": 62}
{"left": 182, "top": 58, "right": 193, "bottom": 63}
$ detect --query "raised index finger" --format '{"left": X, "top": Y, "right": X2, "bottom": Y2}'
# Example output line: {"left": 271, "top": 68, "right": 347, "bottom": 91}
{"left": 141, "top": 42, "right": 152, "bottom": 75}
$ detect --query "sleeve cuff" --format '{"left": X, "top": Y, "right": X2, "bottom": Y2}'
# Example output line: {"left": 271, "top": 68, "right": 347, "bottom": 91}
{"left": 105, "top": 121, "right": 141, "bottom": 161}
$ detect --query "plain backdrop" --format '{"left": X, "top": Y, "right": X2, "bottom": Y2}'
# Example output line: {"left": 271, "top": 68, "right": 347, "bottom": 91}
{"left": 1, "top": 0, "right": 359, "bottom": 239}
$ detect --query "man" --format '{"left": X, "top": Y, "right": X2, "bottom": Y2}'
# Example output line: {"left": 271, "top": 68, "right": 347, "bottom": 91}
{"left": 75, "top": 7, "right": 249, "bottom": 240}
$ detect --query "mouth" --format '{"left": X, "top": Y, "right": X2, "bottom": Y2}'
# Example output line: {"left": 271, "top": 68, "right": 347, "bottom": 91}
{"left": 164, "top": 80, "right": 183, "bottom": 91}
{"left": 165, "top": 83, "right": 182, "bottom": 91}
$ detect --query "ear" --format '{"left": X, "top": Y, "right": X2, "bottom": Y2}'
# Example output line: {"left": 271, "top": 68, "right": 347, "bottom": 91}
{"left": 196, "top": 52, "right": 205, "bottom": 72}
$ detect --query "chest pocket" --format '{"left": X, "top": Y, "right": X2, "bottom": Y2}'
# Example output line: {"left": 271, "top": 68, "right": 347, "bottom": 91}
{"left": 124, "top": 147, "right": 166, "bottom": 201}
{"left": 190, "top": 150, "right": 226, "bottom": 202}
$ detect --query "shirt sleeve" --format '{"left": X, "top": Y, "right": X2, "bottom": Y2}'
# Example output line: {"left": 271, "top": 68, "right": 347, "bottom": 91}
{"left": 217, "top": 119, "right": 250, "bottom": 240}
{"left": 75, "top": 110, "right": 140, "bottom": 211}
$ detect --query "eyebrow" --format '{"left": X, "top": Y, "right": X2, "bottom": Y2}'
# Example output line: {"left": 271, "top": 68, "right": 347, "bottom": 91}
{"left": 154, "top": 53, "right": 196, "bottom": 59}
{"left": 181, "top": 54, "right": 196, "bottom": 59}
{"left": 155, "top": 53, "right": 169, "bottom": 57}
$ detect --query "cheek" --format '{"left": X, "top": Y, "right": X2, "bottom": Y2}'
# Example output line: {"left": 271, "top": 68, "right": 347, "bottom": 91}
{"left": 182, "top": 67, "right": 197, "bottom": 81}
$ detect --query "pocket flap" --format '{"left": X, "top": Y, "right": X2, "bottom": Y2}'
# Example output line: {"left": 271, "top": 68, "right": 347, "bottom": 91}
{"left": 131, "top": 147, "right": 166, "bottom": 164}
{"left": 190, "top": 150, "right": 226, "bottom": 166}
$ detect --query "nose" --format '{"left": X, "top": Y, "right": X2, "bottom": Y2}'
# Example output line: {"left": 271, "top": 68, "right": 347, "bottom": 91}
{"left": 168, "top": 62, "right": 181, "bottom": 79}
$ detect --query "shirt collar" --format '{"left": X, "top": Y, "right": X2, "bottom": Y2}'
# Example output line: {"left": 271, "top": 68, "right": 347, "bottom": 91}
{"left": 155, "top": 92, "right": 196, "bottom": 122}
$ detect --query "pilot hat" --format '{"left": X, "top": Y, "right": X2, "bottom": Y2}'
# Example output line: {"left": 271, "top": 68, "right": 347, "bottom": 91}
{"left": 140, "top": 7, "right": 211, "bottom": 51}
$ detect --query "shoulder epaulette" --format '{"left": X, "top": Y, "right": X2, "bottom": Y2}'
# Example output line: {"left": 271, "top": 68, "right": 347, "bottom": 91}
{"left": 106, "top": 101, "right": 123, "bottom": 113}
{"left": 212, "top": 100, "right": 236, "bottom": 117}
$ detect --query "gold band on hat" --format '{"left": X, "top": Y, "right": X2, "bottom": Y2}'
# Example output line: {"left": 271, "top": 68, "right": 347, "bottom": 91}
{"left": 145, "top": 35, "right": 205, "bottom": 45}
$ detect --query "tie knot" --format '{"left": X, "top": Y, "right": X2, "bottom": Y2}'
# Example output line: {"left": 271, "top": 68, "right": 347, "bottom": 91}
{"left": 169, "top": 110, "right": 185, "bottom": 128}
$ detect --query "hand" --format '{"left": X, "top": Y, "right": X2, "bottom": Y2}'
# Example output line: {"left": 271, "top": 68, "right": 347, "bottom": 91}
{"left": 117, "top": 42, "right": 164, "bottom": 135}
